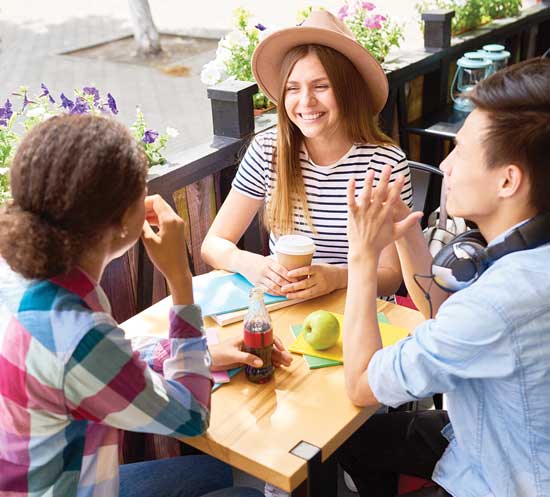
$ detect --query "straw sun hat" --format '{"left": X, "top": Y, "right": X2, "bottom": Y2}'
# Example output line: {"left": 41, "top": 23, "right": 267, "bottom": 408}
{"left": 251, "top": 10, "right": 389, "bottom": 114}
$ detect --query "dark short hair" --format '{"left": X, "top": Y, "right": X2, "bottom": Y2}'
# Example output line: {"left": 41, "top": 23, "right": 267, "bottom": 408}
{"left": 469, "top": 58, "right": 550, "bottom": 212}
{"left": 0, "top": 114, "right": 148, "bottom": 279}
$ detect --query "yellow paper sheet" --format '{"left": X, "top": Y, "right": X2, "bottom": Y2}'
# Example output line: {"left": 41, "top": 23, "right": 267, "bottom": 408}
{"left": 288, "top": 312, "right": 409, "bottom": 362}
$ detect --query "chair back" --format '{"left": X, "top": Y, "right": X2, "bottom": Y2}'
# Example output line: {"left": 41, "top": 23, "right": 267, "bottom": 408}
{"left": 409, "top": 160, "right": 443, "bottom": 214}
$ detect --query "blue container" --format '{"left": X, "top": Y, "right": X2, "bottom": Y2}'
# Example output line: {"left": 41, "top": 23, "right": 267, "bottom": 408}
{"left": 451, "top": 56, "right": 492, "bottom": 113}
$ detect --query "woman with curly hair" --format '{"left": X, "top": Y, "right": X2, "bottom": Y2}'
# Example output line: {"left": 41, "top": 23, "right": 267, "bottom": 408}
{"left": 0, "top": 114, "right": 269, "bottom": 497}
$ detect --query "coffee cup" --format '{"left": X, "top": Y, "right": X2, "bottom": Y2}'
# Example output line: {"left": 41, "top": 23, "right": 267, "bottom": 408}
{"left": 274, "top": 235, "right": 316, "bottom": 272}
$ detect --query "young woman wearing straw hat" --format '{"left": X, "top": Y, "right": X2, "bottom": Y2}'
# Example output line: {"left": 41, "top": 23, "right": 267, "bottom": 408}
{"left": 201, "top": 10, "right": 412, "bottom": 302}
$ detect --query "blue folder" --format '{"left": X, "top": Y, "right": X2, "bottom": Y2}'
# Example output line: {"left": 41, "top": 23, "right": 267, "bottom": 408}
{"left": 193, "top": 272, "right": 287, "bottom": 317}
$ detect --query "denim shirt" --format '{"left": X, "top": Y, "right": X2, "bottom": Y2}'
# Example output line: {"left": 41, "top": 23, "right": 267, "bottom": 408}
{"left": 368, "top": 229, "right": 550, "bottom": 497}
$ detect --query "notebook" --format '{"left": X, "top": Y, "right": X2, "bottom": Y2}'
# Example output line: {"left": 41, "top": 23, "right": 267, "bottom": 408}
{"left": 290, "top": 312, "right": 389, "bottom": 369}
{"left": 193, "top": 272, "right": 287, "bottom": 317}
{"left": 289, "top": 311, "right": 408, "bottom": 363}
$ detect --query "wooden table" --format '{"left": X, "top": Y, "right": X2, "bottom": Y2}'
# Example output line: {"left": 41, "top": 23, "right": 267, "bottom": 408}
{"left": 121, "top": 289, "right": 424, "bottom": 496}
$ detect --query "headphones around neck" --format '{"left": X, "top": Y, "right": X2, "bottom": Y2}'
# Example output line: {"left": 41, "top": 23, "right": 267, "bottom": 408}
{"left": 431, "top": 212, "right": 550, "bottom": 292}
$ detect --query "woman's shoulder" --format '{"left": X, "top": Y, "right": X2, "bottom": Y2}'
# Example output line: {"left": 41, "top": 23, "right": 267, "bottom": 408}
{"left": 355, "top": 142, "right": 407, "bottom": 163}
{"left": 253, "top": 129, "right": 277, "bottom": 151}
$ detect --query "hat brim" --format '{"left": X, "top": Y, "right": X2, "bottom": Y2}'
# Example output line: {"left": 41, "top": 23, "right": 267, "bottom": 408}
{"left": 252, "top": 26, "right": 389, "bottom": 114}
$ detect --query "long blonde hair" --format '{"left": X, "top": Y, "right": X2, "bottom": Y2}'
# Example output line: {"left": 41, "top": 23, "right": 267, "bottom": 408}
{"left": 266, "top": 44, "right": 394, "bottom": 236}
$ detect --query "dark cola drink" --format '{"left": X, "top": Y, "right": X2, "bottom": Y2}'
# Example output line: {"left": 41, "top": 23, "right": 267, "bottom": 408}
{"left": 243, "top": 287, "right": 274, "bottom": 383}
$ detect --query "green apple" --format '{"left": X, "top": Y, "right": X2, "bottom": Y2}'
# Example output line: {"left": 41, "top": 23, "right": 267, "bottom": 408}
{"left": 302, "top": 310, "right": 340, "bottom": 350}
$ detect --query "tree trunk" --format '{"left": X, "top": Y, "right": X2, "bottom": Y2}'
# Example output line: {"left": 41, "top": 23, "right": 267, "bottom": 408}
{"left": 128, "top": 0, "right": 162, "bottom": 56}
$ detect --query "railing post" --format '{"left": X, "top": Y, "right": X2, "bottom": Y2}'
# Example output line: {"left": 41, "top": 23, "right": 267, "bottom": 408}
{"left": 207, "top": 80, "right": 258, "bottom": 138}
{"left": 421, "top": 10, "right": 455, "bottom": 51}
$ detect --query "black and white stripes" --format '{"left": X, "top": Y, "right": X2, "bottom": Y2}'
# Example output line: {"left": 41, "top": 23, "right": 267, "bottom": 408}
{"left": 232, "top": 130, "right": 413, "bottom": 266}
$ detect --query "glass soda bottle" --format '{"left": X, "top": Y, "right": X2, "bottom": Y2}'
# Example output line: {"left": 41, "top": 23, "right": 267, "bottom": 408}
{"left": 243, "top": 287, "right": 274, "bottom": 383}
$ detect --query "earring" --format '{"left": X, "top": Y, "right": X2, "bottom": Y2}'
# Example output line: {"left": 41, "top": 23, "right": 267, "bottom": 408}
{"left": 120, "top": 226, "right": 129, "bottom": 239}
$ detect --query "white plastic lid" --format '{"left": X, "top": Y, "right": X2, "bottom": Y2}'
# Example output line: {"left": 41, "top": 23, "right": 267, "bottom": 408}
{"left": 274, "top": 235, "right": 316, "bottom": 256}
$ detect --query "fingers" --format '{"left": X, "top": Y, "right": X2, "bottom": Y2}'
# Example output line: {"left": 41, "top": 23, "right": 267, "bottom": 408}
{"left": 238, "top": 351, "right": 263, "bottom": 368}
{"left": 346, "top": 177, "right": 357, "bottom": 212}
{"left": 261, "top": 260, "right": 295, "bottom": 295}
{"left": 281, "top": 276, "right": 312, "bottom": 295}
{"left": 370, "top": 165, "right": 392, "bottom": 209}
{"left": 286, "top": 265, "right": 311, "bottom": 279}
{"left": 359, "top": 169, "right": 375, "bottom": 206}
{"left": 141, "top": 219, "right": 159, "bottom": 243}
{"left": 144, "top": 195, "right": 181, "bottom": 229}
{"left": 394, "top": 211, "right": 423, "bottom": 239}
{"left": 267, "top": 260, "right": 295, "bottom": 283}
{"left": 273, "top": 336, "right": 293, "bottom": 367}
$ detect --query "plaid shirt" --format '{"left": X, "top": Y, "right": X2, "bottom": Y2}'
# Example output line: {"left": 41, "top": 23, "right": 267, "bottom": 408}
{"left": 0, "top": 260, "right": 212, "bottom": 496}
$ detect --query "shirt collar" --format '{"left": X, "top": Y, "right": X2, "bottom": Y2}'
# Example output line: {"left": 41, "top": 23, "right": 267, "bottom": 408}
{"left": 487, "top": 217, "right": 531, "bottom": 248}
{"left": 50, "top": 267, "right": 111, "bottom": 315}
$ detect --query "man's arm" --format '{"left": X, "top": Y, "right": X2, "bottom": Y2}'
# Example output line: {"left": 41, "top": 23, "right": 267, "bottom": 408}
{"left": 395, "top": 222, "right": 451, "bottom": 319}
{"left": 343, "top": 167, "right": 422, "bottom": 406}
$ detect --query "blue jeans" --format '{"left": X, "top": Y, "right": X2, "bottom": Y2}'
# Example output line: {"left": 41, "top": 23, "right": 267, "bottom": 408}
{"left": 119, "top": 455, "right": 264, "bottom": 497}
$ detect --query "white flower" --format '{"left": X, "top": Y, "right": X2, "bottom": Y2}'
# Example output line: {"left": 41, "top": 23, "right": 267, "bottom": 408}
{"left": 200, "top": 60, "right": 227, "bottom": 86}
{"left": 226, "top": 29, "right": 250, "bottom": 49}
{"left": 26, "top": 106, "right": 46, "bottom": 118}
{"left": 166, "top": 127, "right": 179, "bottom": 138}
{"left": 216, "top": 44, "right": 233, "bottom": 64}
{"left": 0, "top": 167, "right": 9, "bottom": 175}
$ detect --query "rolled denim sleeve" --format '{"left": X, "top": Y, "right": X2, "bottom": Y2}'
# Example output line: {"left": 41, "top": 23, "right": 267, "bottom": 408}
{"left": 368, "top": 288, "right": 513, "bottom": 408}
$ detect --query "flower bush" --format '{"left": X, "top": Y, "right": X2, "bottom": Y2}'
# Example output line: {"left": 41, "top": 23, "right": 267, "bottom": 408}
{"left": 416, "top": 0, "right": 522, "bottom": 36}
{"left": 0, "top": 85, "right": 175, "bottom": 204}
{"left": 200, "top": 8, "right": 271, "bottom": 110}
{"left": 336, "top": 1, "right": 404, "bottom": 62}
{"left": 482, "top": 0, "right": 522, "bottom": 20}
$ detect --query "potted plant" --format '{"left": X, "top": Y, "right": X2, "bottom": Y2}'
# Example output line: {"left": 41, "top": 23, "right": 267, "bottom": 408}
{"left": 417, "top": 0, "right": 522, "bottom": 36}
{"left": 0, "top": 85, "right": 176, "bottom": 205}
{"left": 200, "top": 8, "right": 273, "bottom": 114}
{"left": 334, "top": 1, "right": 404, "bottom": 63}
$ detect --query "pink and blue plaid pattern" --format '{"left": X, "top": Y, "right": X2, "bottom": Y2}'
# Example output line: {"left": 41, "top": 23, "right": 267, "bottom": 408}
{"left": 0, "top": 261, "right": 212, "bottom": 496}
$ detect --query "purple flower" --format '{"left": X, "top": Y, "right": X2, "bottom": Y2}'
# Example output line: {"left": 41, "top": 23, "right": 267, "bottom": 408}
{"left": 255, "top": 23, "right": 267, "bottom": 31}
{"left": 60, "top": 93, "right": 74, "bottom": 111}
{"left": 39, "top": 83, "right": 55, "bottom": 104}
{"left": 21, "top": 92, "right": 33, "bottom": 112}
{"left": 0, "top": 101, "right": 9, "bottom": 126}
{"left": 70, "top": 96, "right": 90, "bottom": 115}
{"left": 337, "top": 4, "right": 349, "bottom": 20}
{"left": 107, "top": 93, "right": 118, "bottom": 114}
{"left": 0, "top": 99, "right": 13, "bottom": 121}
{"left": 142, "top": 129, "right": 159, "bottom": 144}
{"left": 83, "top": 86, "right": 100, "bottom": 103}
{"left": 362, "top": 2, "right": 376, "bottom": 11}
{"left": 364, "top": 14, "right": 386, "bottom": 29}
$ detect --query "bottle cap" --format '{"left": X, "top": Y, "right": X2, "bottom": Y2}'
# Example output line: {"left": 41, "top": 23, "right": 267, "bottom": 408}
{"left": 483, "top": 44, "right": 505, "bottom": 52}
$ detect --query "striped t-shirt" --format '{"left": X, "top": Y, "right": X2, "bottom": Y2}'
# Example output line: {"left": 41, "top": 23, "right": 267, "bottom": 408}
{"left": 232, "top": 130, "right": 413, "bottom": 266}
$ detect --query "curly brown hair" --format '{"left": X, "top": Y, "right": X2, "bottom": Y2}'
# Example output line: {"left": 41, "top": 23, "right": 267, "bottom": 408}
{"left": 0, "top": 114, "right": 148, "bottom": 279}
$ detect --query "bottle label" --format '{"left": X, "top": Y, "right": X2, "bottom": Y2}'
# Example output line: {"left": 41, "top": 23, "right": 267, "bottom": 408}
{"left": 243, "top": 328, "right": 273, "bottom": 349}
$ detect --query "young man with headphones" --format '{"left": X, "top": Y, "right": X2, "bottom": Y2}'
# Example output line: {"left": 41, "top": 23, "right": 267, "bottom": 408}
{"left": 338, "top": 57, "right": 550, "bottom": 497}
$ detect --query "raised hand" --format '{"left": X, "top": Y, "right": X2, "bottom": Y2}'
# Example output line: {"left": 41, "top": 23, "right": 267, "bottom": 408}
{"left": 141, "top": 195, "right": 193, "bottom": 305}
{"left": 346, "top": 166, "right": 422, "bottom": 261}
